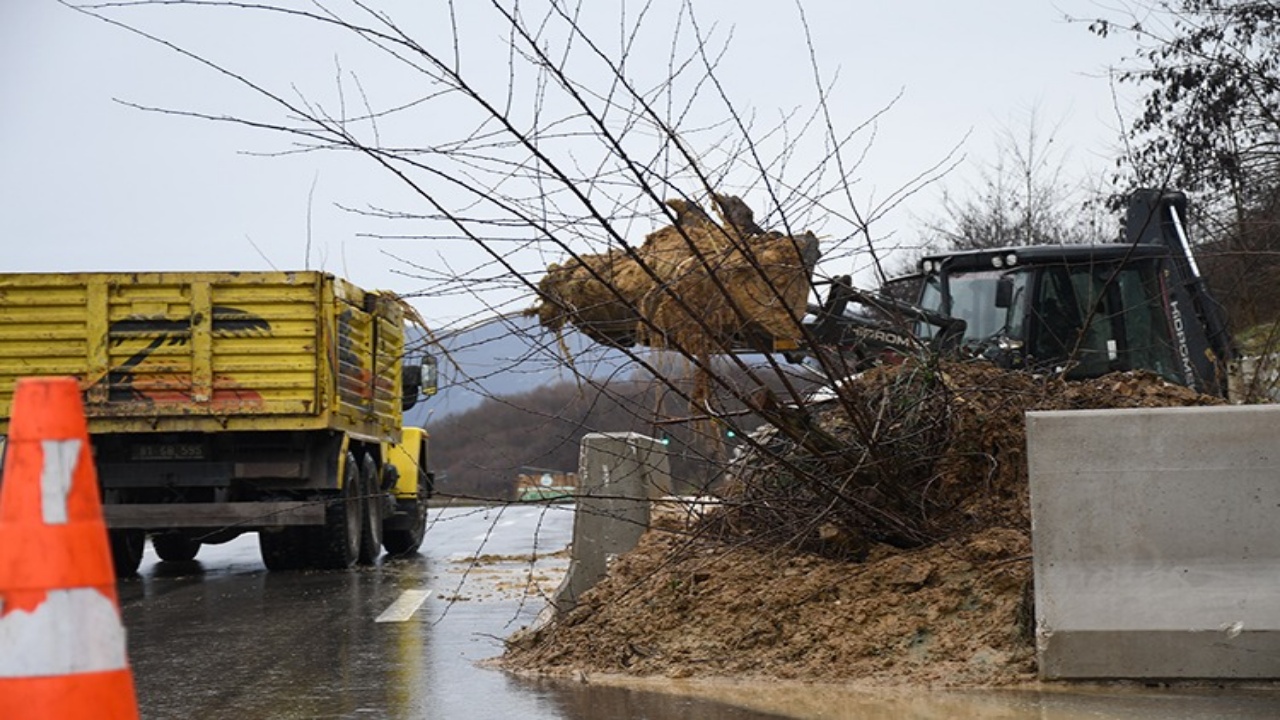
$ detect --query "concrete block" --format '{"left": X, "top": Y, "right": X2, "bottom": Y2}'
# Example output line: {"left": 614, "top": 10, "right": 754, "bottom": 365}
{"left": 1026, "top": 405, "right": 1280, "bottom": 679}
{"left": 548, "top": 432, "right": 670, "bottom": 614}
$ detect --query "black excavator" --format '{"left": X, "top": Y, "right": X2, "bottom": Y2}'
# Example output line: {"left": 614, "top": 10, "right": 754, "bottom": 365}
{"left": 794, "top": 188, "right": 1234, "bottom": 397}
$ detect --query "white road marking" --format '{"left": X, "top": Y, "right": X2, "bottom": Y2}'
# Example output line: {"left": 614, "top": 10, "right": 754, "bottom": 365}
{"left": 375, "top": 590, "right": 431, "bottom": 623}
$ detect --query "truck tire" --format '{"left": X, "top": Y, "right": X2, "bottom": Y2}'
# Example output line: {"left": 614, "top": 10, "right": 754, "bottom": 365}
{"left": 312, "top": 451, "right": 363, "bottom": 570}
{"left": 109, "top": 529, "right": 145, "bottom": 577}
{"left": 259, "top": 528, "right": 311, "bottom": 571}
{"left": 357, "top": 454, "right": 383, "bottom": 566}
{"left": 152, "top": 533, "right": 200, "bottom": 563}
{"left": 383, "top": 453, "right": 429, "bottom": 556}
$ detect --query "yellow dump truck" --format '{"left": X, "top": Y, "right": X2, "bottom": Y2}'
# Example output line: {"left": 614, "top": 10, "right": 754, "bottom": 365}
{"left": 0, "top": 271, "right": 436, "bottom": 573}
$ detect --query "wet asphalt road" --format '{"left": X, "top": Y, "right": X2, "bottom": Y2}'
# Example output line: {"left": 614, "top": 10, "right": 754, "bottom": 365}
{"left": 117, "top": 503, "right": 786, "bottom": 720}
{"left": 116, "top": 504, "right": 1279, "bottom": 720}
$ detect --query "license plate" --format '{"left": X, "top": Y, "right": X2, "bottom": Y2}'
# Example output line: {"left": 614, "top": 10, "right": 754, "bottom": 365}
{"left": 130, "top": 443, "right": 205, "bottom": 461}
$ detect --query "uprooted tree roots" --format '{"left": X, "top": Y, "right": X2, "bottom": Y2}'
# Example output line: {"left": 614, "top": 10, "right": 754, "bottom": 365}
{"left": 529, "top": 194, "right": 818, "bottom": 355}
{"left": 502, "top": 360, "right": 1223, "bottom": 685}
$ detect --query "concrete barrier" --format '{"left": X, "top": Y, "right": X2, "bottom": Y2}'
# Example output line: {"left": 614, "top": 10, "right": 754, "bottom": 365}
{"left": 548, "top": 432, "right": 671, "bottom": 614}
{"left": 1026, "top": 405, "right": 1280, "bottom": 679}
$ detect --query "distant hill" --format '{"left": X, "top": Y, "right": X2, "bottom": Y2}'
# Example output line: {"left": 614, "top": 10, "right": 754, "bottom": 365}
{"left": 404, "top": 313, "right": 635, "bottom": 424}
{"left": 419, "top": 337, "right": 815, "bottom": 500}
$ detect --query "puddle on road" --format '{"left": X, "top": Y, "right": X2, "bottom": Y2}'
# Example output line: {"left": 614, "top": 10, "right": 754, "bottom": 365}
{"left": 568, "top": 676, "right": 1280, "bottom": 719}
{"left": 497, "top": 665, "right": 1280, "bottom": 720}
{"left": 419, "top": 518, "right": 1277, "bottom": 720}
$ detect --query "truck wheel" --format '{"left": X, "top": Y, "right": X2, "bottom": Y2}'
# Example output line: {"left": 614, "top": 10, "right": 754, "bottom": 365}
{"left": 313, "top": 451, "right": 363, "bottom": 570}
{"left": 383, "top": 460, "right": 429, "bottom": 556}
{"left": 259, "top": 528, "right": 311, "bottom": 571}
{"left": 108, "top": 529, "right": 145, "bottom": 577}
{"left": 152, "top": 533, "right": 201, "bottom": 563}
{"left": 357, "top": 454, "right": 383, "bottom": 566}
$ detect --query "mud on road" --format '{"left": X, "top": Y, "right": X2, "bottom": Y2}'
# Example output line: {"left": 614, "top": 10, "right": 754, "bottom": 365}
{"left": 502, "top": 362, "right": 1228, "bottom": 687}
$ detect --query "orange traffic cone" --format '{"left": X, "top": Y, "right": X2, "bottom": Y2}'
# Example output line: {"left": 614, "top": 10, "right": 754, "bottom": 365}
{"left": 0, "top": 376, "right": 139, "bottom": 719}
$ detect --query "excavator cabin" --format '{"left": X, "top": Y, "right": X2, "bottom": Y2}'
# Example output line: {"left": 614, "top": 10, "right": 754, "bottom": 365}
{"left": 907, "top": 190, "right": 1232, "bottom": 397}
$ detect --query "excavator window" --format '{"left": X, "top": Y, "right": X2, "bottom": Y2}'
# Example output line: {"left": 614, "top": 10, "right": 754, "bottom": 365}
{"left": 1030, "top": 266, "right": 1083, "bottom": 363}
{"left": 916, "top": 269, "right": 1025, "bottom": 348}
{"left": 947, "top": 270, "right": 1005, "bottom": 342}
{"left": 1027, "top": 260, "right": 1179, "bottom": 381}
{"left": 916, "top": 276, "right": 944, "bottom": 339}
{"left": 1114, "top": 262, "right": 1180, "bottom": 381}
{"left": 1007, "top": 273, "right": 1030, "bottom": 343}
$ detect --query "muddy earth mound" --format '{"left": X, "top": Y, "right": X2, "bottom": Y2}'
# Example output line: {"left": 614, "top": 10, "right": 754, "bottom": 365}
{"left": 502, "top": 362, "right": 1221, "bottom": 685}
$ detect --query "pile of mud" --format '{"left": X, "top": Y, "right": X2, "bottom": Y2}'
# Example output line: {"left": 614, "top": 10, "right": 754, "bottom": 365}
{"left": 530, "top": 195, "right": 818, "bottom": 355}
{"left": 502, "top": 362, "right": 1222, "bottom": 686}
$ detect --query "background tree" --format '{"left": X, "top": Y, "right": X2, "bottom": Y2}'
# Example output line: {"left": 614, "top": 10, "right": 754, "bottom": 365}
{"left": 1090, "top": 0, "right": 1280, "bottom": 336}
{"left": 893, "top": 108, "right": 1110, "bottom": 279}
{"left": 1090, "top": 1, "right": 1280, "bottom": 200}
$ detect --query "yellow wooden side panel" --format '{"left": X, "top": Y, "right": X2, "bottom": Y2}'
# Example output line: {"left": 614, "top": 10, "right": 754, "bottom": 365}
{"left": 333, "top": 285, "right": 374, "bottom": 422}
{"left": 0, "top": 279, "right": 94, "bottom": 390}
{"left": 207, "top": 281, "right": 321, "bottom": 416}
{"left": 373, "top": 295, "right": 405, "bottom": 431}
{"left": 0, "top": 272, "right": 325, "bottom": 432}
{"left": 329, "top": 280, "right": 404, "bottom": 441}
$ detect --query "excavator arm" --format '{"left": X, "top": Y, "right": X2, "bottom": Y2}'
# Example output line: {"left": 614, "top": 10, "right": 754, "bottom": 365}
{"left": 1124, "top": 189, "right": 1233, "bottom": 395}
{"left": 784, "top": 276, "right": 966, "bottom": 368}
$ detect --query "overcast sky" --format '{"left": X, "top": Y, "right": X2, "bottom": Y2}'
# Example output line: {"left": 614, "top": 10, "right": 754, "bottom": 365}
{"left": 2, "top": 1, "right": 1142, "bottom": 328}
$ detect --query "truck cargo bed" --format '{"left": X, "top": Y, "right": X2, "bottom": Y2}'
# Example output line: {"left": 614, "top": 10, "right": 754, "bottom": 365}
{"left": 0, "top": 271, "right": 403, "bottom": 441}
